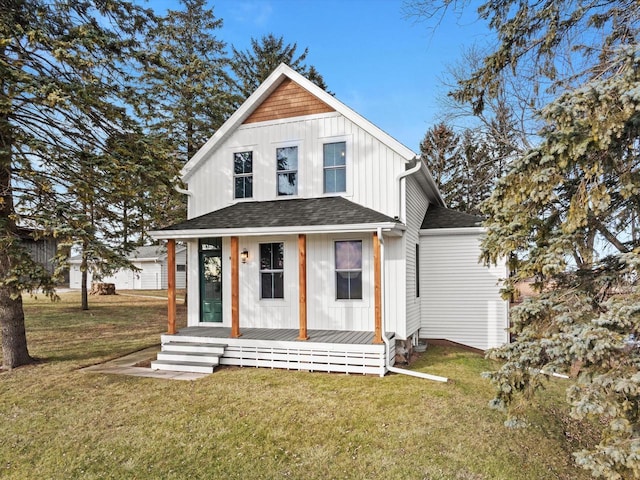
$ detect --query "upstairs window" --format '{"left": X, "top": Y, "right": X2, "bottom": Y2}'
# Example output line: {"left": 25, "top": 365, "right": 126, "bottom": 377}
{"left": 260, "top": 242, "right": 284, "bottom": 299}
{"left": 323, "top": 142, "right": 346, "bottom": 193}
{"left": 276, "top": 146, "right": 298, "bottom": 196}
{"left": 335, "top": 240, "right": 362, "bottom": 300}
{"left": 234, "top": 151, "right": 253, "bottom": 199}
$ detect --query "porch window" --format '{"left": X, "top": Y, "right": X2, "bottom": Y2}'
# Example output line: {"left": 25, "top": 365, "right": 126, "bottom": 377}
{"left": 323, "top": 142, "right": 346, "bottom": 193}
{"left": 260, "top": 242, "right": 284, "bottom": 299}
{"left": 234, "top": 151, "right": 253, "bottom": 199}
{"left": 335, "top": 240, "right": 362, "bottom": 300}
{"left": 276, "top": 146, "right": 298, "bottom": 196}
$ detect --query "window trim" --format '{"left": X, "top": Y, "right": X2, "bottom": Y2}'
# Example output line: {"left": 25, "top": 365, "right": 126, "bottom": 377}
{"left": 233, "top": 150, "right": 253, "bottom": 199}
{"left": 276, "top": 145, "right": 299, "bottom": 197}
{"left": 323, "top": 141, "right": 347, "bottom": 194}
{"left": 259, "top": 242, "right": 284, "bottom": 300}
{"left": 334, "top": 239, "right": 363, "bottom": 300}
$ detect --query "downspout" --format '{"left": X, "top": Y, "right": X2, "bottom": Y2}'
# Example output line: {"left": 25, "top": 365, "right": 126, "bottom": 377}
{"left": 378, "top": 226, "right": 448, "bottom": 382}
{"left": 395, "top": 157, "right": 422, "bottom": 222}
{"left": 175, "top": 185, "right": 193, "bottom": 197}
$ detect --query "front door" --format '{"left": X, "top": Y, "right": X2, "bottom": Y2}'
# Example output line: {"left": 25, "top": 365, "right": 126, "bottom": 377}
{"left": 200, "top": 238, "right": 222, "bottom": 322}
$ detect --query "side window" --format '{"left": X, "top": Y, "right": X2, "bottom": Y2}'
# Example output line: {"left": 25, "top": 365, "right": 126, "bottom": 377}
{"left": 415, "top": 244, "right": 420, "bottom": 298}
{"left": 323, "top": 142, "right": 346, "bottom": 193}
{"left": 276, "top": 146, "right": 298, "bottom": 196}
{"left": 260, "top": 242, "right": 284, "bottom": 299}
{"left": 234, "top": 151, "right": 253, "bottom": 199}
{"left": 335, "top": 240, "right": 362, "bottom": 300}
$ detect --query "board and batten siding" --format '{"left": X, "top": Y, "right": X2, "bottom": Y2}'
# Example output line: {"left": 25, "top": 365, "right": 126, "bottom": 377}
{"left": 187, "top": 233, "right": 376, "bottom": 333}
{"left": 419, "top": 230, "right": 509, "bottom": 351}
{"left": 382, "top": 235, "right": 406, "bottom": 338}
{"left": 187, "top": 112, "right": 407, "bottom": 220}
{"left": 404, "top": 175, "right": 429, "bottom": 339}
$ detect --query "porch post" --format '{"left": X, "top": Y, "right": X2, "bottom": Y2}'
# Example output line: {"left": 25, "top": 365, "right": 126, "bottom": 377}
{"left": 297, "top": 234, "right": 309, "bottom": 340}
{"left": 373, "top": 231, "right": 383, "bottom": 344}
{"left": 167, "top": 239, "right": 177, "bottom": 335}
{"left": 230, "top": 236, "right": 241, "bottom": 338}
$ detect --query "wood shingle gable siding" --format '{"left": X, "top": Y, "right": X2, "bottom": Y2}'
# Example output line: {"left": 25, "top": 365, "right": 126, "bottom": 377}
{"left": 243, "top": 78, "right": 334, "bottom": 124}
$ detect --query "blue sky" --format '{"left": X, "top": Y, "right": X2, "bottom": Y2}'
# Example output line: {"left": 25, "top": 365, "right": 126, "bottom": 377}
{"left": 152, "top": 0, "right": 492, "bottom": 152}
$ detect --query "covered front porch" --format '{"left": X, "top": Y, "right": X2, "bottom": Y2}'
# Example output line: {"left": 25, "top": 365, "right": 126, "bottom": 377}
{"left": 150, "top": 197, "right": 406, "bottom": 376}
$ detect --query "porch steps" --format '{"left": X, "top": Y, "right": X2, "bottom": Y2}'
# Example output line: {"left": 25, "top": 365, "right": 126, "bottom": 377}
{"left": 150, "top": 342, "right": 227, "bottom": 374}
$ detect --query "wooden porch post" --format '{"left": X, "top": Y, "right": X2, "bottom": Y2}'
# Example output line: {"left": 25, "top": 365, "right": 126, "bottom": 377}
{"left": 230, "top": 236, "right": 241, "bottom": 338}
{"left": 373, "top": 232, "right": 383, "bottom": 344}
{"left": 297, "top": 234, "right": 309, "bottom": 340}
{"left": 167, "top": 239, "right": 177, "bottom": 335}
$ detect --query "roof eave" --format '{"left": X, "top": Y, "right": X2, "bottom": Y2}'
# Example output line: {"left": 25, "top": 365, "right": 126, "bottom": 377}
{"left": 149, "top": 222, "right": 405, "bottom": 240}
{"left": 419, "top": 226, "right": 486, "bottom": 236}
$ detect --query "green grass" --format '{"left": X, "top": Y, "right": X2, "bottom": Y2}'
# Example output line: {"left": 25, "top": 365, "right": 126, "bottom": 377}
{"left": 0, "top": 292, "right": 596, "bottom": 479}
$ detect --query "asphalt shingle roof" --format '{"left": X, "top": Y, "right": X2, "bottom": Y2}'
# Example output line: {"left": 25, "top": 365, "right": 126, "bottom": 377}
{"left": 421, "top": 205, "right": 484, "bottom": 229}
{"left": 160, "top": 197, "right": 399, "bottom": 231}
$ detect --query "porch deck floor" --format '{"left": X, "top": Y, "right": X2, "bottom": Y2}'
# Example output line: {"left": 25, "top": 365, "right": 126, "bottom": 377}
{"left": 172, "top": 327, "right": 393, "bottom": 345}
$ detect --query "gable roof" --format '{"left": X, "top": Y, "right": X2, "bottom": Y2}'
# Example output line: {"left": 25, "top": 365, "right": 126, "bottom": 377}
{"left": 181, "top": 63, "right": 418, "bottom": 182}
{"left": 420, "top": 205, "right": 484, "bottom": 230}
{"left": 150, "top": 196, "right": 403, "bottom": 239}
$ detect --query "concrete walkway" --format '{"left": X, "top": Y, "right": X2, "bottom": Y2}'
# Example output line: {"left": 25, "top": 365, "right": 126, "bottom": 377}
{"left": 81, "top": 346, "right": 208, "bottom": 381}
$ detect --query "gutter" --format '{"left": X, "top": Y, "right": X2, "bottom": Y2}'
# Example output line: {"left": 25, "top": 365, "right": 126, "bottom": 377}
{"left": 377, "top": 226, "right": 448, "bottom": 382}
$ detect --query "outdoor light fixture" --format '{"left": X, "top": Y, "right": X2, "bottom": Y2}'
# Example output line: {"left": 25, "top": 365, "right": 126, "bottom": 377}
{"left": 241, "top": 248, "right": 249, "bottom": 264}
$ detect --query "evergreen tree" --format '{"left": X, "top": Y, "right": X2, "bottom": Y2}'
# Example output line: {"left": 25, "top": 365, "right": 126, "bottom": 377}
{"left": 231, "top": 34, "right": 328, "bottom": 101}
{"left": 420, "top": 122, "right": 496, "bottom": 214}
{"left": 419, "top": 122, "right": 463, "bottom": 205}
{"left": 0, "top": 0, "right": 154, "bottom": 367}
{"left": 408, "top": 1, "right": 640, "bottom": 476}
{"left": 139, "top": 0, "right": 234, "bottom": 162}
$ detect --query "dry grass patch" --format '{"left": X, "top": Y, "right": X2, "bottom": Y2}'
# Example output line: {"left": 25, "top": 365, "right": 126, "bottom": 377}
{"left": 0, "top": 293, "right": 595, "bottom": 479}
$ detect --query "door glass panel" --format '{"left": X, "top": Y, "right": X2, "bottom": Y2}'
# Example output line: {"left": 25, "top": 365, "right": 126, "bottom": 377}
{"left": 200, "top": 238, "right": 222, "bottom": 322}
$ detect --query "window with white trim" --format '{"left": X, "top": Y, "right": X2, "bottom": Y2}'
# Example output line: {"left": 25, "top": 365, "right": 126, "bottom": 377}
{"left": 234, "top": 151, "right": 253, "bottom": 199}
{"left": 335, "top": 240, "right": 362, "bottom": 299}
{"left": 276, "top": 146, "right": 298, "bottom": 196}
{"left": 323, "top": 142, "right": 346, "bottom": 193}
{"left": 260, "top": 242, "right": 284, "bottom": 299}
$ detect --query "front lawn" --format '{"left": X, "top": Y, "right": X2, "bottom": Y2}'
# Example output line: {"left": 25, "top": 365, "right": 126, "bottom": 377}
{"left": 0, "top": 292, "right": 594, "bottom": 479}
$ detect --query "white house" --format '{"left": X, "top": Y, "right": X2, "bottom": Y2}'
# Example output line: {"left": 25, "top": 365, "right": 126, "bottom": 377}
{"left": 69, "top": 245, "right": 187, "bottom": 290}
{"left": 149, "top": 64, "right": 509, "bottom": 376}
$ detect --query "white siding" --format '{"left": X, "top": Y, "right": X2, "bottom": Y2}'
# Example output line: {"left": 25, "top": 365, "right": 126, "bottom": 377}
{"left": 306, "top": 233, "right": 374, "bottom": 331}
{"left": 188, "top": 233, "right": 376, "bottom": 333}
{"left": 419, "top": 230, "right": 509, "bottom": 350}
{"left": 159, "top": 248, "right": 187, "bottom": 289}
{"left": 186, "top": 240, "right": 200, "bottom": 327}
{"left": 404, "top": 176, "right": 429, "bottom": 338}
{"left": 237, "top": 235, "right": 299, "bottom": 329}
{"left": 382, "top": 235, "right": 406, "bottom": 338}
{"left": 70, "top": 248, "right": 188, "bottom": 291}
{"left": 187, "top": 113, "right": 407, "bottom": 220}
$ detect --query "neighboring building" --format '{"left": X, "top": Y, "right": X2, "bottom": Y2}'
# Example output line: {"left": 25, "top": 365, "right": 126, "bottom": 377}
{"left": 69, "top": 246, "right": 187, "bottom": 290}
{"left": 17, "top": 227, "right": 69, "bottom": 284}
{"left": 149, "top": 64, "right": 509, "bottom": 375}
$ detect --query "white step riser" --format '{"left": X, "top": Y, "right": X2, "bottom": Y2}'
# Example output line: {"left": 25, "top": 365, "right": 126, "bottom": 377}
{"left": 150, "top": 361, "right": 215, "bottom": 374}
{"left": 162, "top": 345, "right": 225, "bottom": 355}
{"left": 156, "top": 352, "right": 221, "bottom": 364}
